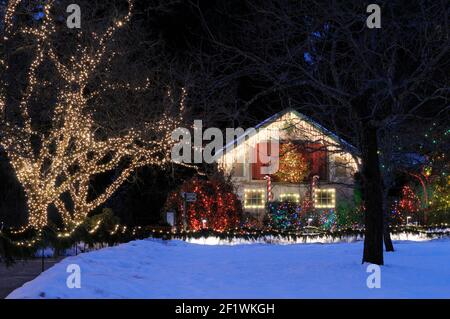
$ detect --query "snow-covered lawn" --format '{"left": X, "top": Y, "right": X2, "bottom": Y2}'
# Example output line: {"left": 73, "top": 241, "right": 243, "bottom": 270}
{"left": 7, "top": 239, "right": 450, "bottom": 299}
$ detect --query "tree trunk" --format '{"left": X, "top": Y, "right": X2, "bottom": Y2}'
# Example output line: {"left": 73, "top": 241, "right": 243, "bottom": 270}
{"left": 383, "top": 214, "right": 394, "bottom": 252}
{"left": 383, "top": 190, "right": 394, "bottom": 252}
{"left": 360, "top": 123, "right": 384, "bottom": 265}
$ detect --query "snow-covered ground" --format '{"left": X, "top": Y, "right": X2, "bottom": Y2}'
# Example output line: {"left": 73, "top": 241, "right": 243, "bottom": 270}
{"left": 7, "top": 239, "right": 450, "bottom": 298}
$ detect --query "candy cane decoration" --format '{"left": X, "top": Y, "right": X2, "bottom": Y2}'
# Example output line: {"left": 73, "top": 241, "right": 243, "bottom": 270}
{"left": 264, "top": 175, "right": 273, "bottom": 201}
{"left": 311, "top": 175, "right": 319, "bottom": 207}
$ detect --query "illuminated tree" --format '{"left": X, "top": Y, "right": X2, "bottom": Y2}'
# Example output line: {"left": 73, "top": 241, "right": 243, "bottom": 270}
{"left": 398, "top": 186, "right": 421, "bottom": 214}
{"left": 431, "top": 179, "right": 450, "bottom": 212}
{"left": 417, "top": 126, "right": 449, "bottom": 213}
{"left": 387, "top": 122, "right": 449, "bottom": 224}
{"left": 272, "top": 142, "right": 309, "bottom": 183}
{"left": 0, "top": 1, "right": 186, "bottom": 229}
{"left": 391, "top": 185, "right": 422, "bottom": 224}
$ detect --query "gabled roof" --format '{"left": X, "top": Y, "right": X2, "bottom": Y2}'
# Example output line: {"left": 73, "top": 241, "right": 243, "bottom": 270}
{"left": 217, "top": 108, "right": 358, "bottom": 157}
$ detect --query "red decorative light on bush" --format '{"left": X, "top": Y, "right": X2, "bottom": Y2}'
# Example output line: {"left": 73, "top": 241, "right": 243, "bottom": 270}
{"left": 165, "top": 177, "right": 242, "bottom": 231}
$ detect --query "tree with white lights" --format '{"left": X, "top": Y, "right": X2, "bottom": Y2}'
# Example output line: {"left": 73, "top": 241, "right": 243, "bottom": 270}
{"left": 0, "top": 0, "right": 186, "bottom": 229}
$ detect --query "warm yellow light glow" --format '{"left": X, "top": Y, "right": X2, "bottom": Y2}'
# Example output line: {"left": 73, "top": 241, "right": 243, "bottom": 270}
{"left": 314, "top": 188, "right": 336, "bottom": 208}
{"left": 244, "top": 189, "right": 265, "bottom": 208}
{"left": 279, "top": 193, "right": 300, "bottom": 203}
{"left": 0, "top": 1, "right": 188, "bottom": 229}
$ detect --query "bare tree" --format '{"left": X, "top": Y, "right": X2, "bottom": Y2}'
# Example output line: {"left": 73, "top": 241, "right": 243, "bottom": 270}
{"left": 192, "top": 0, "right": 449, "bottom": 264}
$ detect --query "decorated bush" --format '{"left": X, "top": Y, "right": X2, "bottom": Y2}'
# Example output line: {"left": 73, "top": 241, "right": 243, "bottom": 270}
{"left": 267, "top": 199, "right": 331, "bottom": 230}
{"left": 334, "top": 201, "right": 364, "bottom": 228}
{"left": 165, "top": 176, "right": 242, "bottom": 231}
{"left": 267, "top": 201, "right": 304, "bottom": 230}
{"left": 268, "top": 198, "right": 363, "bottom": 231}
{"left": 242, "top": 214, "right": 264, "bottom": 229}
{"left": 317, "top": 209, "right": 337, "bottom": 230}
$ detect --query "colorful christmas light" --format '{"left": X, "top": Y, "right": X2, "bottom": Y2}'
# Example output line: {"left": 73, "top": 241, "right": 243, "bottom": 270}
{"left": 166, "top": 177, "right": 242, "bottom": 231}
{"left": 272, "top": 142, "right": 309, "bottom": 183}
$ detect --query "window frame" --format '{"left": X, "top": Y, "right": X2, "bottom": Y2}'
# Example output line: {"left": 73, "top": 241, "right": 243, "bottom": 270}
{"left": 279, "top": 193, "right": 300, "bottom": 203}
{"left": 314, "top": 188, "right": 336, "bottom": 208}
{"left": 244, "top": 189, "right": 266, "bottom": 209}
{"left": 334, "top": 157, "right": 349, "bottom": 178}
{"left": 231, "top": 161, "right": 245, "bottom": 177}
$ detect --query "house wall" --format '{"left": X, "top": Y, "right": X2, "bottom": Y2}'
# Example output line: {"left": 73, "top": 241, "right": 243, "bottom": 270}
{"left": 217, "top": 111, "right": 360, "bottom": 221}
{"left": 232, "top": 180, "right": 355, "bottom": 223}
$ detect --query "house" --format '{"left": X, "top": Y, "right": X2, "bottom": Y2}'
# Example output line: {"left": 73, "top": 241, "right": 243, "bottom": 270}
{"left": 216, "top": 109, "right": 361, "bottom": 222}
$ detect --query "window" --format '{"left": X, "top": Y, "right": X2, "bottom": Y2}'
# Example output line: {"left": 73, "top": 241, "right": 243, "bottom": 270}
{"left": 251, "top": 142, "right": 274, "bottom": 180}
{"left": 307, "top": 144, "right": 328, "bottom": 181}
{"left": 251, "top": 141, "right": 328, "bottom": 181}
{"left": 334, "top": 157, "right": 348, "bottom": 178}
{"left": 272, "top": 143, "right": 309, "bottom": 183}
{"left": 244, "top": 189, "right": 265, "bottom": 209}
{"left": 231, "top": 162, "right": 245, "bottom": 177}
{"left": 314, "top": 188, "right": 335, "bottom": 208}
{"left": 279, "top": 193, "right": 300, "bottom": 203}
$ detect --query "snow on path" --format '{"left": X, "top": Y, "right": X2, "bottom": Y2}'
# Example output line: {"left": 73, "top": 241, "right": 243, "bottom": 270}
{"left": 7, "top": 239, "right": 450, "bottom": 298}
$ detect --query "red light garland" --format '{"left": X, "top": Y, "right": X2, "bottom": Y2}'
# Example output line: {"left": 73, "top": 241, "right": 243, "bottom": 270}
{"left": 165, "top": 177, "right": 242, "bottom": 231}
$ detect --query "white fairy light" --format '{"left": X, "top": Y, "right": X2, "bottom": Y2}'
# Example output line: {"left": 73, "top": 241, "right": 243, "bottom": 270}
{"left": 0, "top": 1, "right": 188, "bottom": 229}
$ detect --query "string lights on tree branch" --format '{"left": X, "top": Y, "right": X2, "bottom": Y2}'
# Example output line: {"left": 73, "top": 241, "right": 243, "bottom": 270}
{"left": 0, "top": 0, "right": 186, "bottom": 229}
